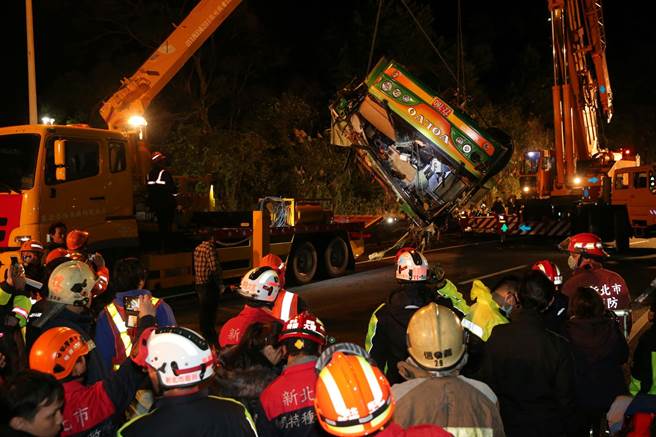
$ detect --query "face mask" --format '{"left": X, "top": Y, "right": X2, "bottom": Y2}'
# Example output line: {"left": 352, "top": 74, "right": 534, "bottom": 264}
{"left": 500, "top": 305, "right": 513, "bottom": 317}
{"left": 567, "top": 255, "right": 579, "bottom": 271}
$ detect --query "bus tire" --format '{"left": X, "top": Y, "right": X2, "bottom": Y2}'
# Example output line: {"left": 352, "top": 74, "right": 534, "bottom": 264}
{"left": 324, "top": 236, "right": 349, "bottom": 278}
{"left": 291, "top": 241, "right": 318, "bottom": 285}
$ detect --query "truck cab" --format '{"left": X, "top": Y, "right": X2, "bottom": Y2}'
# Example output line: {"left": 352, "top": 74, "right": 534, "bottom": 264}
{"left": 0, "top": 125, "right": 142, "bottom": 260}
{"left": 613, "top": 165, "right": 656, "bottom": 236}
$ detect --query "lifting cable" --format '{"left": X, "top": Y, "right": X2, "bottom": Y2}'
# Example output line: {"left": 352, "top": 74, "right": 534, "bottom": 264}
{"left": 367, "top": 0, "right": 384, "bottom": 74}
{"left": 398, "top": 0, "right": 458, "bottom": 85}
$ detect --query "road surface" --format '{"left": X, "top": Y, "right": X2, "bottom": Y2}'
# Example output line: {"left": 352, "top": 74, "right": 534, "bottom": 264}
{"left": 167, "top": 236, "right": 656, "bottom": 346}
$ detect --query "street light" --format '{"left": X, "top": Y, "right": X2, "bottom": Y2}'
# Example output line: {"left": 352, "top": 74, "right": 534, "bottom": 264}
{"left": 41, "top": 116, "right": 54, "bottom": 125}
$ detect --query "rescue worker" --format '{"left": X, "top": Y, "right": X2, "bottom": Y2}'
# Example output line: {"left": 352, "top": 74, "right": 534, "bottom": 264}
{"left": 64, "top": 229, "right": 109, "bottom": 297}
{"left": 219, "top": 266, "right": 282, "bottom": 348}
{"left": 258, "top": 253, "right": 308, "bottom": 321}
{"left": 477, "top": 270, "right": 575, "bottom": 437}
{"left": 560, "top": 233, "right": 631, "bottom": 335}
{"left": 116, "top": 327, "right": 258, "bottom": 437}
{"left": 365, "top": 248, "right": 459, "bottom": 385}
{"left": 257, "top": 311, "right": 327, "bottom": 436}
{"left": 532, "top": 259, "right": 568, "bottom": 333}
{"left": 193, "top": 238, "right": 224, "bottom": 346}
{"left": 0, "top": 370, "right": 64, "bottom": 437}
{"left": 45, "top": 222, "right": 67, "bottom": 252}
{"left": 94, "top": 257, "right": 176, "bottom": 372}
{"left": 0, "top": 261, "right": 30, "bottom": 380}
{"left": 391, "top": 303, "right": 505, "bottom": 436}
{"left": 630, "top": 299, "right": 656, "bottom": 396}
{"left": 314, "top": 343, "right": 452, "bottom": 437}
{"left": 20, "top": 240, "right": 46, "bottom": 299}
{"left": 146, "top": 151, "right": 177, "bottom": 250}
{"left": 29, "top": 296, "right": 155, "bottom": 437}
{"left": 26, "top": 260, "right": 111, "bottom": 384}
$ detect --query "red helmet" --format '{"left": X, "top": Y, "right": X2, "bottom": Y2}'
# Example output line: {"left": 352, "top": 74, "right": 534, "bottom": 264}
{"left": 279, "top": 311, "right": 327, "bottom": 345}
{"left": 151, "top": 151, "right": 166, "bottom": 163}
{"left": 66, "top": 229, "right": 89, "bottom": 251}
{"left": 44, "top": 248, "right": 70, "bottom": 265}
{"left": 559, "top": 233, "right": 608, "bottom": 258}
{"left": 532, "top": 260, "right": 563, "bottom": 286}
{"left": 20, "top": 239, "right": 45, "bottom": 254}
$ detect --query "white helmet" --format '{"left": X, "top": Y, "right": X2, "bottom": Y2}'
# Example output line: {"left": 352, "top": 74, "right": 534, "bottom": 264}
{"left": 395, "top": 248, "right": 429, "bottom": 282}
{"left": 146, "top": 327, "right": 215, "bottom": 389}
{"left": 407, "top": 303, "right": 466, "bottom": 371}
{"left": 47, "top": 260, "right": 96, "bottom": 307}
{"left": 238, "top": 267, "right": 281, "bottom": 303}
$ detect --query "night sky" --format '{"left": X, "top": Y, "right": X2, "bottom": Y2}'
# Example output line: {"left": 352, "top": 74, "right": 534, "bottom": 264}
{"left": 2, "top": 1, "right": 654, "bottom": 156}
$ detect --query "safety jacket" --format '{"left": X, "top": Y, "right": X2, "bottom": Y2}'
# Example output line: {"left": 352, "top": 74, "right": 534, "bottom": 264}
{"left": 462, "top": 280, "right": 508, "bottom": 341}
{"left": 104, "top": 298, "right": 161, "bottom": 370}
{"left": 436, "top": 280, "right": 470, "bottom": 316}
{"left": 0, "top": 282, "right": 32, "bottom": 327}
{"left": 272, "top": 290, "right": 300, "bottom": 322}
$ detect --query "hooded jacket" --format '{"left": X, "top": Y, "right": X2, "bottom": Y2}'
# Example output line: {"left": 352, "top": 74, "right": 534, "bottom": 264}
{"left": 365, "top": 283, "right": 445, "bottom": 385}
{"left": 564, "top": 315, "right": 628, "bottom": 410}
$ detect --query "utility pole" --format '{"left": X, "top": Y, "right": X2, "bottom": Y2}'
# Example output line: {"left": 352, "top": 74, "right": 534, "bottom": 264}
{"left": 25, "top": 0, "right": 37, "bottom": 124}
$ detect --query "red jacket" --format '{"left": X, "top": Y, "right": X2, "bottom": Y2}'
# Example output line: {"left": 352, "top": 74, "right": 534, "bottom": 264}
{"left": 219, "top": 305, "right": 280, "bottom": 347}
{"left": 562, "top": 261, "right": 630, "bottom": 310}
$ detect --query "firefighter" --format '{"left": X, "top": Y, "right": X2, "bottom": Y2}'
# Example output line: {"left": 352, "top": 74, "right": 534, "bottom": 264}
{"left": 257, "top": 311, "right": 327, "bottom": 436}
{"left": 532, "top": 259, "right": 569, "bottom": 333}
{"left": 258, "top": 253, "right": 308, "bottom": 321}
{"left": 45, "top": 221, "right": 67, "bottom": 252}
{"left": 25, "top": 260, "right": 110, "bottom": 384}
{"left": 365, "top": 248, "right": 463, "bottom": 385}
{"left": 20, "top": 239, "right": 46, "bottom": 299}
{"left": 146, "top": 151, "right": 177, "bottom": 250}
{"left": 559, "top": 232, "right": 631, "bottom": 335}
{"left": 116, "top": 327, "right": 257, "bottom": 437}
{"left": 218, "top": 267, "right": 283, "bottom": 348}
{"left": 392, "top": 303, "right": 505, "bottom": 436}
{"left": 314, "top": 343, "right": 451, "bottom": 437}
{"left": 29, "top": 297, "right": 155, "bottom": 437}
{"left": 94, "top": 257, "right": 176, "bottom": 371}
{"left": 0, "top": 260, "right": 30, "bottom": 380}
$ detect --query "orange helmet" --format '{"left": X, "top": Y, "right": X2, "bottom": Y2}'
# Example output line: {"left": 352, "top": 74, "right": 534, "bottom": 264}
{"left": 66, "top": 229, "right": 89, "bottom": 251}
{"left": 20, "top": 239, "right": 45, "bottom": 254}
{"left": 559, "top": 233, "right": 608, "bottom": 258}
{"left": 315, "top": 348, "right": 395, "bottom": 436}
{"left": 29, "top": 327, "right": 90, "bottom": 380}
{"left": 44, "top": 248, "right": 70, "bottom": 266}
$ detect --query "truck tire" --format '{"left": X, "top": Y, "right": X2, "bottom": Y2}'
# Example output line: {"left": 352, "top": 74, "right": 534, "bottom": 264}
{"left": 291, "top": 241, "right": 318, "bottom": 285}
{"left": 323, "top": 236, "right": 349, "bottom": 278}
{"left": 614, "top": 209, "right": 630, "bottom": 252}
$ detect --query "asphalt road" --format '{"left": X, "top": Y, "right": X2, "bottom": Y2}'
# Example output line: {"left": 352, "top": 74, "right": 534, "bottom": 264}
{"left": 168, "top": 235, "right": 656, "bottom": 346}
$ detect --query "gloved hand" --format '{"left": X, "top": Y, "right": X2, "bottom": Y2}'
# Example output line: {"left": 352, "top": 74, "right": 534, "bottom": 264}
{"left": 131, "top": 326, "right": 156, "bottom": 368}
{"left": 88, "top": 252, "right": 106, "bottom": 271}
{"left": 428, "top": 262, "right": 446, "bottom": 289}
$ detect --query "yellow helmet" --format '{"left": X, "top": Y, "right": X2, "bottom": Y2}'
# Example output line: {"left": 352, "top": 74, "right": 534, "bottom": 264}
{"left": 406, "top": 303, "right": 466, "bottom": 371}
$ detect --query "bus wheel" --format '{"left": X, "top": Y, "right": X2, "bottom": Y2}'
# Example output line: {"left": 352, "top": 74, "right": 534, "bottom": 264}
{"left": 324, "top": 236, "right": 349, "bottom": 277}
{"left": 291, "top": 241, "right": 318, "bottom": 284}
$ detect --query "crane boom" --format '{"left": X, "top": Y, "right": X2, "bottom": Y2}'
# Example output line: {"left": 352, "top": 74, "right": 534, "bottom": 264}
{"left": 99, "top": 0, "right": 241, "bottom": 131}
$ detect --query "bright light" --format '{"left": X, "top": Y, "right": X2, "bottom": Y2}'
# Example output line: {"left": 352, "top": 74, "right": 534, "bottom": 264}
{"left": 386, "top": 217, "right": 395, "bottom": 224}
{"left": 624, "top": 149, "right": 631, "bottom": 155}
{"left": 526, "top": 151, "right": 538, "bottom": 159}
{"left": 522, "top": 186, "right": 530, "bottom": 193}
{"left": 128, "top": 115, "right": 148, "bottom": 127}
{"left": 573, "top": 176, "right": 582, "bottom": 185}
{"left": 41, "top": 116, "right": 55, "bottom": 125}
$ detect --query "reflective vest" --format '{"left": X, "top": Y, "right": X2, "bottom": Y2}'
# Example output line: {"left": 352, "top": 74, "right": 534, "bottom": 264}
{"left": 463, "top": 280, "right": 508, "bottom": 341}
{"left": 106, "top": 298, "right": 160, "bottom": 370}
{"left": 271, "top": 290, "right": 298, "bottom": 322}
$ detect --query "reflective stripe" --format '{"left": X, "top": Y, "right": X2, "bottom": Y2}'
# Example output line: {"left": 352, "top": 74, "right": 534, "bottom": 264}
{"left": 12, "top": 306, "right": 29, "bottom": 320}
{"left": 208, "top": 396, "right": 258, "bottom": 436}
{"left": 461, "top": 318, "right": 484, "bottom": 339}
{"left": 108, "top": 297, "right": 160, "bottom": 370}
{"left": 444, "top": 427, "right": 493, "bottom": 437}
{"left": 358, "top": 355, "right": 382, "bottom": 402}
{"left": 320, "top": 367, "right": 349, "bottom": 416}
{"left": 364, "top": 303, "right": 386, "bottom": 352}
{"left": 147, "top": 169, "right": 167, "bottom": 185}
{"left": 279, "top": 291, "right": 294, "bottom": 321}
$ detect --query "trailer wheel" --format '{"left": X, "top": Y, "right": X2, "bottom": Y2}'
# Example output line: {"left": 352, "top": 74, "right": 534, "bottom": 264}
{"left": 324, "top": 236, "right": 349, "bottom": 277}
{"left": 291, "top": 241, "right": 318, "bottom": 284}
{"left": 614, "top": 209, "right": 630, "bottom": 252}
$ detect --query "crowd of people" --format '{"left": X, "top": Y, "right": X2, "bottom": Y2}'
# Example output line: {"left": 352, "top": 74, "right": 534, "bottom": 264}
{"left": 1, "top": 225, "right": 656, "bottom": 437}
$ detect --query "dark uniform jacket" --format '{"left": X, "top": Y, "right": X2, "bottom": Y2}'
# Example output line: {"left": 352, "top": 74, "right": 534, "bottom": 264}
{"left": 117, "top": 389, "right": 257, "bottom": 437}
{"left": 477, "top": 308, "right": 575, "bottom": 437}
{"left": 366, "top": 284, "right": 444, "bottom": 385}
